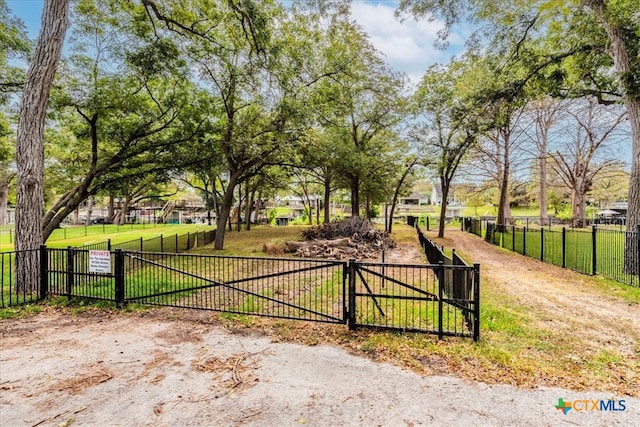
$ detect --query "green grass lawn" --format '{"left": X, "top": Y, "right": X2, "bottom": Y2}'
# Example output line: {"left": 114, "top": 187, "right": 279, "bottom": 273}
{"left": 487, "top": 225, "right": 637, "bottom": 286}
{"left": 0, "top": 223, "right": 213, "bottom": 252}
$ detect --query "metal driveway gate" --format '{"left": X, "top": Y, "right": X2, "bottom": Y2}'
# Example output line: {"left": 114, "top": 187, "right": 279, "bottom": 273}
{"left": 122, "top": 251, "right": 347, "bottom": 324}
{"left": 348, "top": 261, "right": 479, "bottom": 340}
{"left": 27, "top": 248, "right": 479, "bottom": 340}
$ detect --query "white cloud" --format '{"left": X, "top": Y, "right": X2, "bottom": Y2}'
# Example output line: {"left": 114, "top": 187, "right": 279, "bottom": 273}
{"left": 349, "top": 2, "right": 465, "bottom": 88}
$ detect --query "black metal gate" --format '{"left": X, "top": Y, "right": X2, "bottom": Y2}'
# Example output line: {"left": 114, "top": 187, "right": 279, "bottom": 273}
{"left": 28, "top": 248, "right": 479, "bottom": 340}
{"left": 122, "top": 251, "right": 347, "bottom": 324}
{"left": 348, "top": 261, "right": 479, "bottom": 340}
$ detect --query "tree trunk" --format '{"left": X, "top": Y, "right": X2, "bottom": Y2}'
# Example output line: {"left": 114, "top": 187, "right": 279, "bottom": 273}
{"left": 107, "top": 193, "right": 115, "bottom": 223}
{"left": 244, "top": 181, "right": 252, "bottom": 231}
{"left": 497, "top": 135, "right": 510, "bottom": 227}
{"left": 572, "top": 182, "right": 587, "bottom": 228}
{"left": 624, "top": 99, "right": 640, "bottom": 274}
{"left": 323, "top": 178, "right": 331, "bottom": 224}
{"left": 253, "top": 190, "right": 262, "bottom": 226}
{"left": 214, "top": 174, "right": 238, "bottom": 250}
{"left": 365, "top": 192, "right": 371, "bottom": 220}
{"left": 15, "top": 0, "right": 70, "bottom": 292}
{"left": 84, "top": 196, "right": 93, "bottom": 226}
{"left": 583, "top": 0, "right": 639, "bottom": 273}
{"left": 438, "top": 176, "right": 448, "bottom": 238}
{"left": 350, "top": 176, "right": 360, "bottom": 218}
{"left": 539, "top": 154, "right": 549, "bottom": 226}
{"left": 117, "top": 198, "right": 133, "bottom": 225}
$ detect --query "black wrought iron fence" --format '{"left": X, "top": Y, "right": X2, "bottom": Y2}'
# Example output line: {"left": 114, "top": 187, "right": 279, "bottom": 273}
{"left": 0, "top": 248, "right": 44, "bottom": 307}
{"left": 2, "top": 245, "right": 481, "bottom": 340}
{"left": 77, "top": 229, "right": 216, "bottom": 253}
{"left": 465, "top": 219, "right": 639, "bottom": 287}
{"left": 412, "top": 224, "right": 480, "bottom": 339}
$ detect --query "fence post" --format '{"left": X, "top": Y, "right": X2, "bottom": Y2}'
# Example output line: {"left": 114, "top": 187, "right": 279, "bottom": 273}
{"left": 187, "top": 232, "right": 191, "bottom": 250}
{"left": 512, "top": 225, "right": 515, "bottom": 252}
{"left": 523, "top": 226, "right": 527, "bottom": 256}
{"left": 591, "top": 225, "right": 597, "bottom": 275}
{"left": 107, "top": 239, "right": 112, "bottom": 251}
{"left": 540, "top": 228, "right": 545, "bottom": 262}
{"left": 473, "top": 263, "right": 480, "bottom": 342}
{"left": 426, "top": 216, "right": 430, "bottom": 231}
{"left": 39, "top": 245, "right": 48, "bottom": 300}
{"left": 347, "top": 259, "right": 356, "bottom": 330}
{"left": 66, "top": 246, "right": 75, "bottom": 300}
{"left": 562, "top": 227, "right": 567, "bottom": 269}
{"left": 140, "top": 237, "right": 143, "bottom": 252}
{"left": 175, "top": 234, "right": 178, "bottom": 253}
{"left": 160, "top": 234, "right": 164, "bottom": 253}
{"left": 437, "top": 261, "right": 444, "bottom": 340}
{"left": 114, "top": 249, "right": 125, "bottom": 307}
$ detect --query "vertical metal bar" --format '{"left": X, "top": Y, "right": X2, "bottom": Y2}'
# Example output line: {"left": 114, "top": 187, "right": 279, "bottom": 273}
{"left": 114, "top": 249, "right": 125, "bottom": 307}
{"left": 140, "top": 237, "right": 143, "bottom": 252}
{"left": 160, "top": 234, "right": 164, "bottom": 253}
{"left": 540, "top": 228, "right": 545, "bottom": 262}
{"left": 562, "top": 227, "right": 566, "bottom": 269}
{"left": 591, "top": 225, "right": 597, "bottom": 275}
{"left": 437, "top": 261, "right": 444, "bottom": 339}
{"left": 473, "top": 263, "right": 480, "bottom": 342}
{"left": 39, "top": 245, "right": 48, "bottom": 300}
{"left": 348, "top": 259, "right": 356, "bottom": 330}
{"left": 512, "top": 225, "right": 515, "bottom": 252}
{"left": 523, "top": 226, "right": 527, "bottom": 256}
{"left": 66, "top": 246, "right": 74, "bottom": 300}
{"left": 175, "top": 234, "right": 178, "bottom": 253}
{"left": 107, "top": 239, "right": 112, "bottom": 251}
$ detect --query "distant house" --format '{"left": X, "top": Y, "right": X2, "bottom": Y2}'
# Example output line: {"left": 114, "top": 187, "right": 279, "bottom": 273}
{"left": 399, "top": 193, "right": 429, "bottom": 206}
{"left": 431, "top": 183, "right": 462, "bottom": 206}
{"left": 431, "top": 185, "right": 443, "bottom": 205}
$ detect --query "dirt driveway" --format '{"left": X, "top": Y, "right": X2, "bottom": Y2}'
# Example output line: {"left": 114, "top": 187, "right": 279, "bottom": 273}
{"left": 1, "top": 310, "right": 638, "bottom": 427}
{"left": 1, "top": 230, "right": 639, "bottom": 426}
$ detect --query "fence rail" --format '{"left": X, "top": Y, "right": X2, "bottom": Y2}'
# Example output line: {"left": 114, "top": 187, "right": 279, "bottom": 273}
{"left": 464, "top": 218, "right": 639, "bottom": 287}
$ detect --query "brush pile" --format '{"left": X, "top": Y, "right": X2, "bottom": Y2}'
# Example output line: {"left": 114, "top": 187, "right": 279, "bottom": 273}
{"left": 285, "top": 217, "right": 395, "bottom": 259}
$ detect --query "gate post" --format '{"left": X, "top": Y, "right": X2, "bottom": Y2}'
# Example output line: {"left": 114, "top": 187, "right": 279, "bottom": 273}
{"left": 591, "top": 226, "right": 597, "bottom": 275}
{"left": 562, "top": 227, "right": 567, "bottom": 268}
{"left": 114, "top": 249, "right": 125, "bottom": 307}
{"left": 540, "top": 228, "right": 545, "bottom": 262}
{"left": 66, "top": 246, "right": 75, "bottom": 300}
{"left": 473, "top": 263, "right": 480, "bottom": 342}
{"left": 39, "top": 245, "right": 48, "bottom": 300}
{"left": 348, "top": 259, "right": 356, "bottom": 330}
{"left": 437, "top": 261, "right": 444, "bottom": 340}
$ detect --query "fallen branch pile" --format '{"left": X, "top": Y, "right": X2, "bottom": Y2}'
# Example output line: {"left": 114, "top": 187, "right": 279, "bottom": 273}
{"left": 286, "top": 217, "right": 395, "bottom": 259}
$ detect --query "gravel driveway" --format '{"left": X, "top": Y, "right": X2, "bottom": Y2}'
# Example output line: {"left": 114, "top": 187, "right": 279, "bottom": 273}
{"left": 1, "top": 311, "right": 638, "bottom": 427}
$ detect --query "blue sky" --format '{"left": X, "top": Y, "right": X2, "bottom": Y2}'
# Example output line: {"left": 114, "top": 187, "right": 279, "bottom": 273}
{"left": 6, "top": 0, "right": 463, "bottom": 89}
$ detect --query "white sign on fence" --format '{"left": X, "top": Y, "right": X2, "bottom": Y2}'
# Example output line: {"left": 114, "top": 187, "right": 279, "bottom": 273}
{"left": 89, "top": 250, "right": 112, "bottom": 274}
